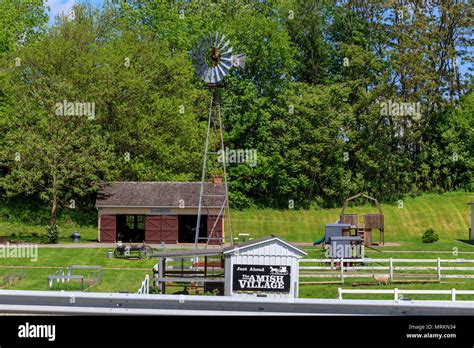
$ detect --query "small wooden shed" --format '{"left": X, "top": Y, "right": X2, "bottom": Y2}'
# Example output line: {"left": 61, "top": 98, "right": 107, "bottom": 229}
{"left": 223, "top": 236, "right": 307, "bottom": 298}
{"left": 95, "top": 182, "right": 225, "bottom": 244}
{"left": 151, "top": 236, "right": 307, "bottom": 298}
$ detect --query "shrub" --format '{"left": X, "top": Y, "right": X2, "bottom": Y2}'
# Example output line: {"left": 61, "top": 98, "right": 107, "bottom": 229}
{"left": 47, "top": 224, "right": 59, "bottom": 244}
{"left": 422, "top": 228, "right": 439, "bottom": 243}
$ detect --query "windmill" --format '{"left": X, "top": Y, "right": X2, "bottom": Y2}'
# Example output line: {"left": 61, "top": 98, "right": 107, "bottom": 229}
{"left": 190, "top": 32, "right": 246, "bottom": 249}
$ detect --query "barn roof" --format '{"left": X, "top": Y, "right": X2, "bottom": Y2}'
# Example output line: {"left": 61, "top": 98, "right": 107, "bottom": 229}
{"left": 95, "top": 182, "right": 227, "bottom": 208}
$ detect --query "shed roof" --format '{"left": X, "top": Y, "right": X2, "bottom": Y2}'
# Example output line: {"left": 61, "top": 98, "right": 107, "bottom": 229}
{"left": 223, "top": 235, "right": 307, "bottom": 257}
{"left": 95, "top": 181, "right": 226, "bottom": 208}
{"left": 150, "top": 236, "right": 307, "bottom": 259}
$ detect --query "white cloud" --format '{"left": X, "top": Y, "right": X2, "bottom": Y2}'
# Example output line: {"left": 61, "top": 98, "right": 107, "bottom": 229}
{"left": 45, "top": 0, "right": 77, "bottom": 24}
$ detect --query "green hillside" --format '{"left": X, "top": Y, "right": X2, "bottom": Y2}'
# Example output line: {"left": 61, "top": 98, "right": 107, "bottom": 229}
{"left": 231, "top": 192, "right": 473, "bottom": 249}
{"left": 0, "top": 192, "right": 472, "bottom": 250}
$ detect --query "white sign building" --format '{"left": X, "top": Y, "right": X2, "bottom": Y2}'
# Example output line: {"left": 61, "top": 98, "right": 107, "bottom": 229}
{"left": 223, "top": 236, "right": 307, "bottom": 299}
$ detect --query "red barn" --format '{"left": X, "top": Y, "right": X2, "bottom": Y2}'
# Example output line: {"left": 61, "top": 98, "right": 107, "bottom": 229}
{"left": 95, "top": 182, "right": 225, "bottom": 244}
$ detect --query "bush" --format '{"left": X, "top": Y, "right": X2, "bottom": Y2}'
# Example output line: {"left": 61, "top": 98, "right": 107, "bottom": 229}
{"left": 422, "top": 228, "right": 439, "bottom": 243}
{"left": 47, "top": 224, "right": 59, "bottom": 244}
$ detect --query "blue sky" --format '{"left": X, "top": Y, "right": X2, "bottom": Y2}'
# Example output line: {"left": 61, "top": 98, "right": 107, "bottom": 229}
{"left": 45, "top": 1, "right": 471, "bottom": 77}
{"left": 46, "top": 0, "right": 102, "bottom": 25}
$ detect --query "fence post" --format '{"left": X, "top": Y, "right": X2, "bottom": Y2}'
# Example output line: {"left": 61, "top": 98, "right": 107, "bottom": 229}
{"left": 437, "top": 258, "right": 441, "bottom": 280}
{"left": 451, "top": 288, "right": 456, "bottom": 302}
{"left": 145, "top": 274, "right": 149, "bottom": 295}
{"left": 340, "top": 258, "right": 344, "bottom": 284}
{"left": 394, "top": 288, "right": 399, "bottom": 302}
{"left": 338, "top": 288, "right": 342, "bottom": 300}
{"left": 389, "top": 257, "right": 393, "bottom": 281}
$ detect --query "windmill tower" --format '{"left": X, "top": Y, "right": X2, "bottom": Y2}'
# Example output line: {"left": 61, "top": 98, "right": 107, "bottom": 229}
{"left": 190, "top": 32, "right": 246, "bottom": 249}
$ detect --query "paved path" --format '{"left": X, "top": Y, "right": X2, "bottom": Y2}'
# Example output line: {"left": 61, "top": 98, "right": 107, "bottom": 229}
{"left": 9, "top": 242, "right": 474, "bottom": 254}
{"left": 33, "top": 243, "right": 225, "bottom": 249}
{"left": 0, "top": 265, "right": 150, "bottom": 271}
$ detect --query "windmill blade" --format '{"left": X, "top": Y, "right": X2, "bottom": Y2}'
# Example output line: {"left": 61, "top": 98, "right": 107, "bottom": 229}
{"left": 217, "top": 64, "right": 229, "bottom": 78}
{"left": 220, "top": 61, "right": 232, "bottom": 70}
{"left": 204, "top": 67, "right": 213, "bottom": 83}
{"left": 213, "top": 67, "right": 221, "bottom": 83}
{"left": 220, "top": 55, "right": 233, "bottom": 62}
{"left": 220, "top": 57, "right": 233, "bottom": 67}
{"left": 191, "top": 32, "right": 246, "bottom": 84}
{"left": 217, "top": 33, "right": 226, "bottom": 49}
{"left": 210, "top": 68, "right": 216, "bottom": 83}
{"left": 220, "top": 47, "right": 233, "bottom": 56}
{"left": 220, "top": 39, "right": 231, "bottom": 51}
{"left": 196, "top": 62, "right": 207, "bottom": 76}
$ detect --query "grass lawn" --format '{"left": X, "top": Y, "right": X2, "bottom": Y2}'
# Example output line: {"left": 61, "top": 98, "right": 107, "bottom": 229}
{"left": 0, "top": 192, "right": 472, "bottom": 250}
{"left": 0, "top": 191, "right": 473, "bottom": 298}
{"left": 0, "top": 246, "right": 473, "bottom": 299}
{"left": 0, "top": 248, "right": 156, "bottom": 293}
{"left": 231, "top": 191, "right": 473, "bottom": 249}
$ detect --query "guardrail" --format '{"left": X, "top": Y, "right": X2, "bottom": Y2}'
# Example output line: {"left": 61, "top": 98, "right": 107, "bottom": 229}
{"left": 338, "top": 288, "right": 474, "bottom": 302}
{"left": 1, "top": 290, "right": 474, "bottom": 315}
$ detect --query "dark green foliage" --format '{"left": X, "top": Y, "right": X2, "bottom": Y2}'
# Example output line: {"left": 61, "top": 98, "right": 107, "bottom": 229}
{"left": 422, "top": 228, "right": 439, "bottom": 244}
{"left": 47, "top": 224, "right": 58, "bottom": 244}
{"left": 0, "top": 0, "right": 472, "bottom": 218}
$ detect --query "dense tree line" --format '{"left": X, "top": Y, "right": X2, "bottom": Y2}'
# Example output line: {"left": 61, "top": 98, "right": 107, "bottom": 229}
{"left": 0, "top": 0, "right": 472, "bottom": 228}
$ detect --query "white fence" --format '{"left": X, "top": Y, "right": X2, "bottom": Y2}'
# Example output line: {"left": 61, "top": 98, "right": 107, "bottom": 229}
{"left": 338, "top": 288, "right": 474, "bottom": 301}
{"left": 299, "top": 258, "right": 474, "bottom": 282}
{"left": 137, "top": 274, "right": 149, "bottom": 295}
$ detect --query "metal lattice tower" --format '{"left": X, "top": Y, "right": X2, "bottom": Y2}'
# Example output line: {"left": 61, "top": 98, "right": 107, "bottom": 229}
{"left": 191, "top": 32, "right": 246, "bottom": 249}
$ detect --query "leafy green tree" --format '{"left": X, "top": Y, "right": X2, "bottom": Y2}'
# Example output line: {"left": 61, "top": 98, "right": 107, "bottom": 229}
{"left": 0, "top": 5, "right": 116, "bottom": 229}
{"left": 0, "top": 0, "right": 47, "bottom": 56}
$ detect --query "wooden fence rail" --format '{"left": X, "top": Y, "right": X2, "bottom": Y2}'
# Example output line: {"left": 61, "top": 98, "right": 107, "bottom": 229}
{"left": 299, "top": 258, "right": 474, "bottom": 283}
{"left": 137, "top": 274, "right": 149, "bottom": 295}
{"left": 338, "top": 288, "right": 474, "bottom": 301}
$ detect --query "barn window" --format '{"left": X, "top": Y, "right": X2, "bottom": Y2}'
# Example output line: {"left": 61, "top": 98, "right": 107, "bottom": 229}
{"left": 126, "top": 215, "right": 135, "bottom": 229}
{"left": 136, "top": 215, "right": 145, "bottom": 230}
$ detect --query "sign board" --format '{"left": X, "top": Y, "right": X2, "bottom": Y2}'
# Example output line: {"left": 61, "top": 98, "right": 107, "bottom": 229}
{"left": 150, "top": 208, "right": 172, "bottom": 215}
{"left": 232, "top": 264, "right": 291, "bottom": 293}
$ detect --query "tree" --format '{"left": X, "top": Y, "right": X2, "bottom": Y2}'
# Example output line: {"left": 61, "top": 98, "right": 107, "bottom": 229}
{"left": 0, "top": 5, "right": 116, "bottom": 231}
